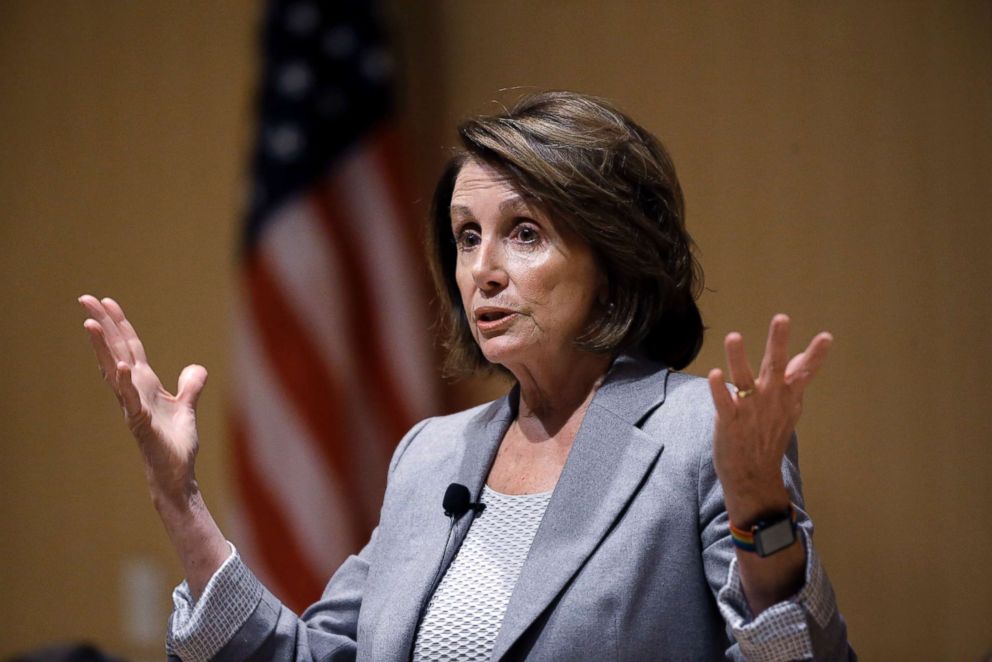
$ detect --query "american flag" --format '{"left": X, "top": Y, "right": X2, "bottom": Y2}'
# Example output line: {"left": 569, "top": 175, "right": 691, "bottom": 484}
{"left": 227, "top": 0, "right": 438, "bottom": 612}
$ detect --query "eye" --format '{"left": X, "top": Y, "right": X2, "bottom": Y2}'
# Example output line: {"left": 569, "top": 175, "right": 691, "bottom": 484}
{"left": 454, "top": 226, "right": 481, "bottom": 251}
{"left": 513, "top": 221, "right": 541, "bottom": 244}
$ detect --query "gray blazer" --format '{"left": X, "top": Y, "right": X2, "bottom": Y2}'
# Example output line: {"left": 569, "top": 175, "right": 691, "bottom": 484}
{"left": 216, "top": 354, "right": 852, "bottom": 660}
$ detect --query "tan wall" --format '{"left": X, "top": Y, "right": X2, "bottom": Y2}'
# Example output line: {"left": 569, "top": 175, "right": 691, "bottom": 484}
{"left": 2, "top": 2, "right": 989, "bottom": 659}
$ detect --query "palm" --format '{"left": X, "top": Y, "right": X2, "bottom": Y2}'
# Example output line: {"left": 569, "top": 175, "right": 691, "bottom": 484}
{"left": 132, "top": 364, "right": 198, "bottom": 463}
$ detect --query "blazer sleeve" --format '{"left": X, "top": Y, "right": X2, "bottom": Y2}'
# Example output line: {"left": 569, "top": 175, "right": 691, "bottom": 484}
{"left": 698, "top": 433, "right": 856, "bottom": 661}
{"left": 166, "top": 418, "right": 432, "bottom": 662}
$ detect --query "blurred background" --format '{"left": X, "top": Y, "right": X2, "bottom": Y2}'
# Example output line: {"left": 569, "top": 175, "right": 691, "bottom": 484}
{"left": 1, "top": 1, "right": 990, "bottom": 660}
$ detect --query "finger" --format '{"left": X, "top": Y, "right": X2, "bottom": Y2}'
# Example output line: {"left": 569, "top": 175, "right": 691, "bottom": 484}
{"left": 177, "top": 364, "right": 208, "bottom": 409}
{"left": 100, "top": 296, "right": 127, "bottom": 322}
{"left": 79, "top": 295, "right": 126, "bottom": 361}
{"left": 116, "top": 361, "right": 143, "bottom": 418}
{"left": 758, "top": 314, "right": 790, "bottom": 384}
{"left": 785, "top": 331, "right": 834, "bottom": 389}
{"left": 78, "top": 295, "right": 132, "bottom": 364}
{"left": 723, "top": 332, "right": 755, "bottom": 391}
{"left": 100, "top": 297, "right": 136, "bottom": 363}
{"left": 118, "top": 320, "right": 148, "bottom": 363}
{"left": 707, "top": 368, "right": 735, "bottom": 418}
{"left": 101, "top": 298, "right": 149, "bottom": 364}
{"left": 83, "top": 320, "right": 121, "bottom": 391}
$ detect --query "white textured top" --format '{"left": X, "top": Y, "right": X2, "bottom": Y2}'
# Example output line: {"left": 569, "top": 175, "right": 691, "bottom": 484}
{"left": 412, "top": 484, "right": 553, "bottom": 662}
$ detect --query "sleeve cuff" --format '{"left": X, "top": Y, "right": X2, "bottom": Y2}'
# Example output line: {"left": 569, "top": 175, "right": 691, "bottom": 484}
{"left": 166, "top": 542, "right": 264, "bottom": 662}
{"left": 716, "top": 527, "right": 837, "bottom": 661}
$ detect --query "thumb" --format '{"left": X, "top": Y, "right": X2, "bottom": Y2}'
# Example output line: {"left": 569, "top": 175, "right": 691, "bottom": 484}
{"left": 177, "top": 364, "right": 208, "bottom": 409}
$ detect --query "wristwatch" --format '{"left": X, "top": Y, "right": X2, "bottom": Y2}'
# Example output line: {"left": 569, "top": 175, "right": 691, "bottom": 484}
{"left": 729, "top": 506, "right": 798, "bottom": 557}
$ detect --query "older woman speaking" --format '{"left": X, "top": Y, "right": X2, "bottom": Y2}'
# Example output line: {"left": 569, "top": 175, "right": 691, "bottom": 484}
{"left": 80, "top": 91, "right": 852, "bottom": 660}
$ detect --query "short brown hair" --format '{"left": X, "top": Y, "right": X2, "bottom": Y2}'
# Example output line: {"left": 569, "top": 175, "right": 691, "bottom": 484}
{"left": 427, "top": 91, "right": 704, "bottom": 378}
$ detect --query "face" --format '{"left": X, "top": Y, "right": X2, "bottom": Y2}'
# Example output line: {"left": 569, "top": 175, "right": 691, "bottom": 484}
{"left": 450, "top": 159, "right": 605, "bottom": 369}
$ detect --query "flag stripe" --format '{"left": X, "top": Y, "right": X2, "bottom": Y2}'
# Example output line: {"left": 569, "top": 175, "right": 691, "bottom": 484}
{"left": 333, "top": 132, "right": 438, "bottom": 419}
{"left": 371, "top": 127, "right": 424, "bottom": 251}
{"left": 369, "top": 129, "right": 441, "bottom": 418}
{"left": 243, "top": 249, "right": 374, "bottom": 538}
{"left": 259, "top": 196, "right": 393, "bottom": 508}
{"left": 312, "top": 183, "right": 414, "bottom": 444}
{"left": 232, "top": 296, "right": 354, "bottom": 578}
{"left": 230, "top": 414, "right": 324, "bottom": 610}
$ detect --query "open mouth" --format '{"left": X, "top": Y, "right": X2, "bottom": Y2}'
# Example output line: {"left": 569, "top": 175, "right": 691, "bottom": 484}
{"left": 475, "top": 309, "right": 517, "bottom": 330}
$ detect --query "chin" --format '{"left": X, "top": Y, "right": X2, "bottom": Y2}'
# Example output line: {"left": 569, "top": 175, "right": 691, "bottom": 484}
{"left": 476, "top": 336, "right": 529, "bottom": 367}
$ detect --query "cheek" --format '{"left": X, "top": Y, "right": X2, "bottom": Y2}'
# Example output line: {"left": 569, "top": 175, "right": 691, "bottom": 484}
{"left": 506, "top": 253, "right": 559, "bottom": 312}
{"left": 514, "top": 255, "right": 599, "bottom": 324}
{"left": 454, "top": 263, "right": 474, "bottom": 306}
{"left": 554, "top": 279, "right": 598, "bottom": 327}
{"left": 513, "top": 259, "right": 552, "bottom": 302}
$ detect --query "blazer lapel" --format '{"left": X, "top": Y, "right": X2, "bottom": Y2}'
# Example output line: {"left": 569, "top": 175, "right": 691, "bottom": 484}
{"left": 381, "top": 389, "right": 516, "bottom": 661}
{"left": 491, "top": 356, "right": 670, "bottom": 660}
{"left": 435, "top": 395, "right": 516, "bottom": 585}
{"left": 457, "top": 384, "right": 518, "bottom": 509}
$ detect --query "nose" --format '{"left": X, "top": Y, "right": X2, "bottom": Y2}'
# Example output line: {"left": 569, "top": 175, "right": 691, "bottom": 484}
{"left": 471, "top": 236, "right": 508, "bottom": 294}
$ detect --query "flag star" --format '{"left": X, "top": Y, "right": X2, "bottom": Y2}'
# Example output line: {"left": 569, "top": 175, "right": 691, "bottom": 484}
{"left": 266, "top": 124, "right": 305, "bottom": 161}
{"left": 323, "top": 25, "right": 358, "bottom": 59}
{"left": 278, "top": 61, "right": 313, "bottom": 99}
{"left": 285, "top": 2, "right": 319, "bottom": 35}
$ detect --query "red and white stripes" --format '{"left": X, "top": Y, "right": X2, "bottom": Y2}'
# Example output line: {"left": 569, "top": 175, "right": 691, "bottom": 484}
{"left": 228, "top": 128, "right": 438, "bottom": 612}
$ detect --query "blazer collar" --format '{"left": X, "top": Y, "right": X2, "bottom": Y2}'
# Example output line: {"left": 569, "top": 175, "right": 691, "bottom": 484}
{"left": 584, "top": 350, "right": 670, "bottom": 424}
{"left": 457, "top": 349, "right": 669, "bottom": 500}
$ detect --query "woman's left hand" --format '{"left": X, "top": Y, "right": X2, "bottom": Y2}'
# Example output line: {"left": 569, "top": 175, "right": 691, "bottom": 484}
{"left": 707, "top": 314, "right": 833, "bottom": 526}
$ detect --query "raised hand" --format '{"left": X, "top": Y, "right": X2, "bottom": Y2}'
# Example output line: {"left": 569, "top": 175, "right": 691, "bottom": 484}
{"left": 706, "top": 314, "right": 833, "bottom": 526}
{"left": 79, "top": 295, "right": 229, "bottom": 596}
{"left": 79, "top": 295, "right": 207, "bottom": 507}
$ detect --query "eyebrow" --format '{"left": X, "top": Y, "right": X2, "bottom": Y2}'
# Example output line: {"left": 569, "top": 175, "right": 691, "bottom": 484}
{"left": 449, "top": 196, "right": 533, "bottom": 219}
{"left": 500, "top": 197, "right": 532, "bottom": 214}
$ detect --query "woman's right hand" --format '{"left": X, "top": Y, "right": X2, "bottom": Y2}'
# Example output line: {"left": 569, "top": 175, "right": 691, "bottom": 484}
{"left": 79, "top": 295, "right": 208, "bottom": 511}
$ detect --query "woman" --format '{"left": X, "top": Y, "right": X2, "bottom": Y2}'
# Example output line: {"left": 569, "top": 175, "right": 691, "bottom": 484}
{"left": 79, "top": 91, "right": 852, "bottom": 660}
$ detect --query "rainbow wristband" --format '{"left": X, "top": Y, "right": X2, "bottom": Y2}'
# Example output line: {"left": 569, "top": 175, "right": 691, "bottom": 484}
{"left": 729, "top": 505, "right": 798, "bottom": 553}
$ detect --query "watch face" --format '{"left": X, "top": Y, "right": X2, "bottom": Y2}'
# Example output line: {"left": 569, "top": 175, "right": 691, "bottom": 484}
{"left": 755, "top": 518, "right": 797, "bottom": 557}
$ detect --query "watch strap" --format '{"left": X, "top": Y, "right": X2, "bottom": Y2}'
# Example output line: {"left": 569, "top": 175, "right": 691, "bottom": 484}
{"left": 729, "top": 505, "right": 798, "bottom": 556}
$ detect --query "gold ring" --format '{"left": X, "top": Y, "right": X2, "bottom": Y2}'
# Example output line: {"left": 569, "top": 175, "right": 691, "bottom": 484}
{"left": 736, "top": 386, "right": 756, "bottom": 399}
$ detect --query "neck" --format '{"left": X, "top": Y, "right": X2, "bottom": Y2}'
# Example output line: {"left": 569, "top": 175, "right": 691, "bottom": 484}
{"left": 507, "top": 350, "right": 614, "bottom": 438}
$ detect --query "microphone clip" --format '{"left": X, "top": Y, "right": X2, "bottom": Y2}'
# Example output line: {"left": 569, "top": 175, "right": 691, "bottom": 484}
{"left": 442, "top": 483, "right": 486, "bottom": 517}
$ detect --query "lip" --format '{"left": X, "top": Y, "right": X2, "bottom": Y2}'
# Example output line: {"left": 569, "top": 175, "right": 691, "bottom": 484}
{"left": 474, "top": 307, "right": 518, "bottom": 332}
